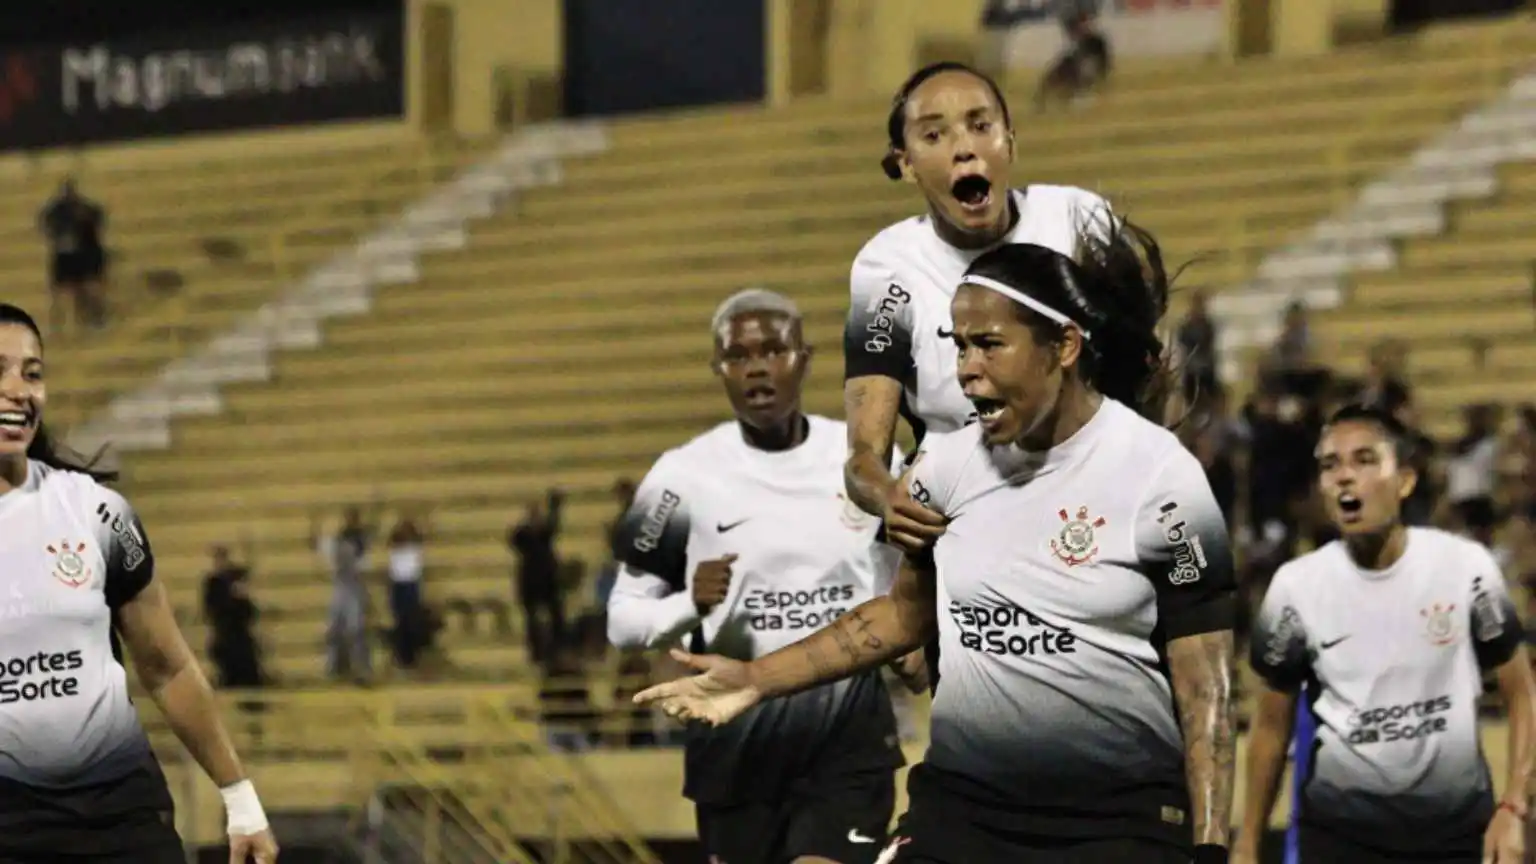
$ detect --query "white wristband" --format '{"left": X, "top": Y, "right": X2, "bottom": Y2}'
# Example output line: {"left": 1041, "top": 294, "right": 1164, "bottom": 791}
{"left": 220, "top": 779, "right": 269, "bottom": 836}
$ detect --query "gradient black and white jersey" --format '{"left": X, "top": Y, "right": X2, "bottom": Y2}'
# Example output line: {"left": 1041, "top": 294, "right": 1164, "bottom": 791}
{"left": 0, "top": 461, "right": 173, "bottom": 855}
{"left": 607, "top": 416, "right": 905, "bottom": 804}
{"left": 1250, "top": 529, "right": 1523, "bottom": 855}
{"left": 903, "top": 399, "right": 1236, "bottom": 845}
{"left": 843, "top": 184, "right": 1110, "bottom": 443}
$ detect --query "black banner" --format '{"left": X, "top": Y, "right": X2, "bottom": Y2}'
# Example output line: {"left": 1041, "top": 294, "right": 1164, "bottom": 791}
{"left": 0, "top": 5, "right": 404, "bottom": 152}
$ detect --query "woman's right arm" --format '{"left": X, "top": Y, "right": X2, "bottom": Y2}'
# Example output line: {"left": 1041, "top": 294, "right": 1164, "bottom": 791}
{"left": 749, "top": 554, "right": 937, "bottom": 699}
{"left": 843, "top": 254, "right": 918, "bottom": 517}
{"left": 1236, "top": 565, "right": 1311, "bottom": 860}
{"left": 1236, "top": 686, "right": 1296, "bottom": 859}
{"left": 844, "top": 376, "right": 905, "bottom": 517}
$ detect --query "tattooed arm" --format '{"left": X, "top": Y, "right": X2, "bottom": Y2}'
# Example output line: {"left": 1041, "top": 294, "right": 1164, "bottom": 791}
{"left": 1167, "top": 630, "right": 1236, "bottom": 848}
{"left": 843, "top": 376, "right": 905, "bottom": 517}
{"left": 748, "top": 554, "right": 937, "bottom": 699}
{"left": 1134, "top": 449, "right": 1239, "bottom": 849}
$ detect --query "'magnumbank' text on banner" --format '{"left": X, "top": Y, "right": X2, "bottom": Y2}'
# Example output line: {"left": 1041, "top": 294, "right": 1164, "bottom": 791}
{"left": 0, "top": 5, "right": 404, "bottom": 152}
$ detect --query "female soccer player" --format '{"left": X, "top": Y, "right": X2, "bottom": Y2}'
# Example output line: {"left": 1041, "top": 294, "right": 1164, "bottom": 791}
{"left": 1240, "top": 404, "right": 1534, "bottom": 864}
{"left": 0, "top": 303, "right": 278, "bottom": 863}
{"left": 609, "top": 290, "right": 903, "bottom": 864}
{"left": 842, "top": 61, "right": 1112, "bottom": 689}
{"left": 641, "top": 223, "right": 1238, "bottom": 864}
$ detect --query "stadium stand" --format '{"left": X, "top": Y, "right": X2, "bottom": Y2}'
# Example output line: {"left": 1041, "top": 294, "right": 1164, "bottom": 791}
{"left": 81, "top": 14, "right": 1533, "bottom": 859}
{"left": 3, "top": 126, "right": 478, "bottom": 434}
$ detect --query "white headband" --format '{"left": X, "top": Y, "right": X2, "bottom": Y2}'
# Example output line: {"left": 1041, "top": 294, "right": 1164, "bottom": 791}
{"left": 958, "top": 274, "right": 1093, "bottom": 341}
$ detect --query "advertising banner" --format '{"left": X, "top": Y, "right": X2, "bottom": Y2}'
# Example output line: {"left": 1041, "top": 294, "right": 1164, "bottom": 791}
{"left": 984, "top": 0, "right": 1226, "bottom": 70}
{"left": 0, "top": 5, "right": 404, "bottom": 152}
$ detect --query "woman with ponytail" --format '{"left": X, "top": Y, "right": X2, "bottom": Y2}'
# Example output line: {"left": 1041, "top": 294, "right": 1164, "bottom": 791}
{"left": 639, "top": 220, "right": 1238, "bottom": 864}
{"left": 0, "top": 303, "right": 278, "bottom": 863}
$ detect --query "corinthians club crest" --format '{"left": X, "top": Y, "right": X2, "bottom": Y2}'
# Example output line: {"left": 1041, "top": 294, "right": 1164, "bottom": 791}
{"left": 46, "top": 539, "right": 93, "bottom": 588}
{"left": 1051, "top": 506, "right": 1106, "bottom": 567}
{"left": 1421, "top": 602, "right": 1458, "bottom": 646}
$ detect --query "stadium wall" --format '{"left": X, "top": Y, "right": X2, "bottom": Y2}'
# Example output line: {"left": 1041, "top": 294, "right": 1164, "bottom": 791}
{"left": 0, "top": 0, "right": 1407, "bottom": 164}
{"left": 0, "top": 0, "right": 417, "bottom": 171}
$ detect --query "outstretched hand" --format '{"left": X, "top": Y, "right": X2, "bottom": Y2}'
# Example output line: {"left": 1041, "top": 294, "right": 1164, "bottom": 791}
{"left": 632, "top": 648, "right": 763, "bottom": 727}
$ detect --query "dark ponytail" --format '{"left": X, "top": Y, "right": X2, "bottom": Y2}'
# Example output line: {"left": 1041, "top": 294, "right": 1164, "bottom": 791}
{"left": 960, "top": 213, "right": 1177, "bottom": 424}
{"left": 0, "top": 303, "right": 117, "bottom": 482}
{"left": 882, "top": 61, "right": 1012, "bottom": 181}
{"left": 1072, "top": 218, "right": 1174, "bottom": 423}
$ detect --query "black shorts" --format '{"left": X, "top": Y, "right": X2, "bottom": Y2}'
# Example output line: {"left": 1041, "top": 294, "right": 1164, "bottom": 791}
{"left": 0, "top": 815, "right": 183, "bottom": 863}
{"left": 0, "top": 758, "right": 180, "bottom": 861}
{"left": 881, "top": 768, "right": 1190, "bottom": 864}
{"left": 696, "top": 770, "right": 895, "bottom": 864}
{"left": 1298, "top": 823, "right": 1480, "bottom": 863}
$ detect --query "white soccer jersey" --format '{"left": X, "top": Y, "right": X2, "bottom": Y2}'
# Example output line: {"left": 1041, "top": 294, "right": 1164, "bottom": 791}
{"left": 843, "top": 184, "right": 1111, "bottom": 441}
{"left": 1249, "top": 529, "right": 1523, "bottom": 854}
{"left": 607, "top": 415, "right": 905, "bottom": 803}
{"left": 0, "top": 461, "right": 172, "bottom": 854}
{"left": 903, "top": 399, "right": 1236, "bottom": 843}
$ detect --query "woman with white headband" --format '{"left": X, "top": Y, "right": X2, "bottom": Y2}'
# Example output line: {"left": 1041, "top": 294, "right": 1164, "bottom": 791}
{"left": 638, "top": 220, "right": 1238, "bottom": 864}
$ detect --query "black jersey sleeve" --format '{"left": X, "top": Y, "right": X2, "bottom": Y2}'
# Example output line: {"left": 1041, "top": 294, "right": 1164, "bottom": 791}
{"left": 95, "top": 488, "right": 155, "bottom": 609}
{"left": 611, "top": 453, "right": 691, "bottom": 591}
{"left": 1249, "top": 566, "right": 1310, "bottom": 693}
{"left": 844, "top": 252, "right": 917, "bottom": 382}
{"left": 1467, "top": 544, "right": 1523, "bottom": 671}
{"left": 1133, "top": 449, "right": 1237, "bottom": 641}
{"left": 607, "top": 452, "right": 701, "bottom": 649}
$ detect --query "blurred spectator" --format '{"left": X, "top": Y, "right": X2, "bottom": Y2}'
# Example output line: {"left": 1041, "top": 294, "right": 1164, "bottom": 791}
{"left": 1033, "top": 2, "right": 1111, "bottom": 110}
{"left": 509, "top": 488, "right": 566, "bottom": 667}
{"left": 1176, "top": 289, "right": 1220, "bottom": 403}
{"left": 312, "top": 504, "right": 379, "bottom": 684}
{"left": 37, "top": 178, "right": 107, "bottom": 333}
{"left": 1359, "top": 340, "right": 1413, "bottom": 418}
{"left": 201, "top": 544, "right": 264, "bottom": 689}
{"left": 386, "top": 510, "right": 430, "bottom": 673}
{"left": 1447, "top": 403, "right": 1502, "bottom": 548}
{"left": 595, "top": 478, "right": 637, "bottom": 610}
{"left": 1264, "top": 300, "right": 1317, "bottom": 377}
{"left": 1239, "top": 385, "right": 1318, "bottom": 556}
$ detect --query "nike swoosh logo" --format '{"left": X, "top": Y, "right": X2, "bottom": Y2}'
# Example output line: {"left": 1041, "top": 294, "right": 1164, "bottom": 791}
{"left": 1320, "top": 636, "right": 1349, "bottom": 650}
{"left": 847, "top": 829, "right": 877, "bottom": 844}
{"left": 716, "top": 519, "right": 749, "bottom": 533}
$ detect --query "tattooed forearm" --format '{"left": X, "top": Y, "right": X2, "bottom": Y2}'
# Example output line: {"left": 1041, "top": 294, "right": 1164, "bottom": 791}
{"left": 750, "top": 596, "right": 922, "bottom": 699}
{"left": 843, "top": 377, "right": 903, "bottom": 516}
{"left": 832, "top": 609, "right": 886, "bottom": 661}
{"left": 1167, "top": 630, "right": 1236, "bottom": 847}
{"left": 806, "top": 611, "right": 885, "bottom": 682}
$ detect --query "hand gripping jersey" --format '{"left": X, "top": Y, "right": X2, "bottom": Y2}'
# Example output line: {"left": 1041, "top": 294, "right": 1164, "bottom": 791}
{"left": 607, "top": 416, "right": 905, "bottom": 804}
{"left": 903, "top": 400, "right": 1237, "bottom": 845}
{"left": 843, "top": 184, "right": 1112, "bottom": 442}
{"left": 0, "top": 462, "right": 173, "bottom": 854}
{"left": 1249, "top": 529, "right": 1523, "bottom": 855}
